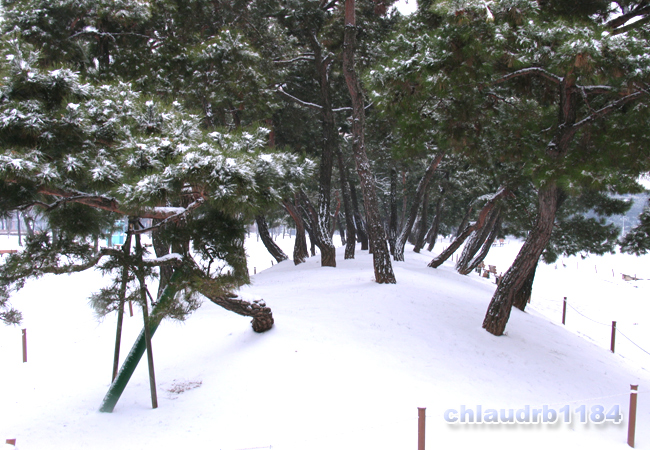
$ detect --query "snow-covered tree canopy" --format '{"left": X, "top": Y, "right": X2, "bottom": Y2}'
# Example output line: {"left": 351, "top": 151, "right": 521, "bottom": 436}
{"left": 0, "top": 41, "right": 313, "bottom": 325}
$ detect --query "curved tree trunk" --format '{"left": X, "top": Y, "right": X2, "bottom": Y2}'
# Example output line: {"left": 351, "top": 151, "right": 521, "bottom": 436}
{"left": 255, "top": 215, "right": 288, "bottom": 263}
{"left": 393, "top": 151, "right": 445, "bottom": 261}
{"left": 343, "top": 1, "right": 395, "bottom": 283}
{"left": 429, "top": 187, "right": 509, "bottom": 268}
{"left": 456, "top": 207, "right": 501, "bottom": 274}
{"left": 283, "top": 199, "right": 309, "bottom": 265}
{"left": 298, "top": 190, "right": 336, "bottom": 266}
{"left": 482, "top": 183, "right": 559, "bottom": 335}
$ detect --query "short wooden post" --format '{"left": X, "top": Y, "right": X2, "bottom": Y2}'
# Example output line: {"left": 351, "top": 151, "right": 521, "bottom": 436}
{"left": 418, "top": 407, "right": 426, "bottom": 450}
{"left": 254, "top": 267, "right": 257, "bottom": 274}
{"left": 628, "top": 385, "right": 638, "bottom": 447}
{"left": 128, "top": 299, "right": 134, "bottom": 317}
{"left": 22, "top": 328, "right": 27, "bottom": 363}
{"left": 5, "top": 439, "right": 16, "bottom": 446}
{"left": 562, "top": 297, "right": 567, "bottom": 325}
{"left": 610, "top": 321, "right": 617, "bottom": 353}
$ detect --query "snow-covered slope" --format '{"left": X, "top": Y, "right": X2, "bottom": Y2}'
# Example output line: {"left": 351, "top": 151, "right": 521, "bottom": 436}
{"left": 0, "top": 235, "right": 648, "bottom": 450}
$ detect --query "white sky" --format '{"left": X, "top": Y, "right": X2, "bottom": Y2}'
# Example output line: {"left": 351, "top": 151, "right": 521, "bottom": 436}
{"left": 394, "top": 0, "right": 418, "bottom": 15}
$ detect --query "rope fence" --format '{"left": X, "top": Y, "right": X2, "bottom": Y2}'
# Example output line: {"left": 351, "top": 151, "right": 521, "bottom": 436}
{"left": 561, "top": 297, "right": 650, "bottom": 358}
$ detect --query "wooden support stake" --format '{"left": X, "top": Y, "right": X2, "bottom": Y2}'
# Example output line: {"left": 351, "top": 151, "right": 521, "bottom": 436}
{"left": 128, "top": 299, "right": 134, "bottom": 317}
{"left": 611, "top": 321, "right": 617, "bottom": 353}
{"left": 418, "top": 407, "right": 426, "bottom": 450}
{"left": 22, "top": 328, "right": 27, "bottom": 363}
{"left": 562, "top": 297, "right": 567, "bottom": 325}
{"left": 628, "top": 385, "right": 638, "bottom": 448}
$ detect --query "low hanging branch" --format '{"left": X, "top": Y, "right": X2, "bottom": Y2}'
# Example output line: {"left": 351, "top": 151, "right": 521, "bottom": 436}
{"left": 428, "top": 187, "right": 511, "bottom": 268}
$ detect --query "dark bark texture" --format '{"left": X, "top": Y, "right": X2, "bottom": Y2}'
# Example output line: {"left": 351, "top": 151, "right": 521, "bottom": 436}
{"left": 343, "top": 1, "right": 395, "bottom": 283}
{"left": 393, "top": 151, "right": 445, "bottom": 261}
{"left": 456, "top": 208, "right": 501, "bottom": 275}
{"left": 429, "top": 188, "right": 509, "bottom": 268}
{"left": 255, "top": 215, "right": 288, "bottom": 263}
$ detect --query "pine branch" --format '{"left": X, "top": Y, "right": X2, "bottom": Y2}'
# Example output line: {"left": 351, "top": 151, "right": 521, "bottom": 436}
{"left": 571, "top": 90, "right": 646, "bottom": 131}
{"left": 276, "top": 86, "right": 323, "bottom": 111}
{"left": 492, "top": 67, "right": 563, "bottom": 85}
{"left": 607, "top": 2, "right": 650, "bottom": 31}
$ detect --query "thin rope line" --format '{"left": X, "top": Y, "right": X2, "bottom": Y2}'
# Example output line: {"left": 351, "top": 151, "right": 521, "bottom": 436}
{"left": 617, "top": 328, "right": 650, "bottom": 357}
{"left": 565, "top": 302, "right": 610, "bottom": 326}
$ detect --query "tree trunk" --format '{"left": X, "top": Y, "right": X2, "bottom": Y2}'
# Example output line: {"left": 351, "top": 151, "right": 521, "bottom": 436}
{"left": 349, "top": 182, "right": 368, "bottom": 250}
{"left": 343, "top": 0, "right": 395, "bottom": 283}
{"left": 283, "top": 199, "right": 309, "bottom": 265}
{"left": 388, "top": 166, "right": 398, "bottom": 255}
{"left": 455, "top": 204, "right": 473, "bottom": 239}
{"left": 255, "top": 215, "right": 288, "bottom": 263}
{"left": 413, "top": 189, "right": 430, "bottom": 253}
{"left": 426, "top": 196, "right": 445, "bottom": 252}
{"left": 298, "top": 191, "right": 336, "bottom": 266}
{"left": 429, "top": 187, "right": 509, "bottom": 268}
{"left": 482, "top": 183, "right": 559, "bottom": 335}
{"left": 393, "top": 151, "right": 445, "bottom": 261}
{"left": 463, "top": 215, "right": 502, "bottom": 275}
{"left": 337, "top": 148, "right": 357, "bottom": 259}
{"left": 456, "top": 207, "right": 501, "bottom": 274}
{"left": 112, "top": 225, "right": 133, "bottom": 382}
{"left": 512, "top": 262, "right": 537, "bottom": 311}
{"left": 337, "top": 216, "right": 346, "bottom": 246}
{"left": 309, "top": 33, "right": 338, "bottom": 268}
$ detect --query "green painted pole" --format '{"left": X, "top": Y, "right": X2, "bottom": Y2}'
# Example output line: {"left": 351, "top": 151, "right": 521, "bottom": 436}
{"left": 99, "top": 269, "right": 182, "bottom": 413}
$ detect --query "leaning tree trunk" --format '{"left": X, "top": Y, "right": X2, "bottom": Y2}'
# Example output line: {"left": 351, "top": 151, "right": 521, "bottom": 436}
{"left": 456, "top": 207, "right": 501, "bottom": 274}
{"left": 512, "top": 262, "right": 537, "bottom": 311}
{"left": 455, "top": 204, "right": 473, "bottom": 239}
{"left": 429, "top": 187, "right": 509, "bottom": 268}
{"left": 283, "top": 199, "right": 309, "bottom": 265}
{"left": 343, "top": 0, "right": 395, "bottom": 283}
{"left": 393, "top": 151, "right": 445, "bottom": 261}
{"left": 255, "top": 215, "right": 288, "bottom": 263}
{"left": 482, "top": 183, "right": 559, "bottom": 335}
{"left": 461, "top": 214, "right": 502, "bottom": 275}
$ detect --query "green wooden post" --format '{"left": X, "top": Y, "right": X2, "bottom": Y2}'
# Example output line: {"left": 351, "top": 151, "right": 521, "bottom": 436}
{"left": 99, "top": 269, "right": 182, "bottom": 413}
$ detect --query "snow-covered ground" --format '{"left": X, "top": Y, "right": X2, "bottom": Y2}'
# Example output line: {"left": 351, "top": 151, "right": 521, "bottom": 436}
{"left": 0, "top": 232, "right": 649, "bottom": 450}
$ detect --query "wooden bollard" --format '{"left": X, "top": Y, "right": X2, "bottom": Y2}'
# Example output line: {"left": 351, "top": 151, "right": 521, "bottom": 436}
{"left": 418, "top": 407, "right": 426, "bottom": 450}
{"left": 22, "top": 328, "right": 27, "bottom": 363}
{"left": 628, "top": 385, "right": 638, "bottom": 447}
{"left": 611, "top": 321, "right": 617, "bottom": 353}
{"left": 562, "top": 297, "right": 567, "bottom": 325}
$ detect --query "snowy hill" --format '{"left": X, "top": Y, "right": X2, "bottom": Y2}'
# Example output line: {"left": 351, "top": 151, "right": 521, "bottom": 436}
{"left": 0, "top": 235, "right": 649, "bottom": 450}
